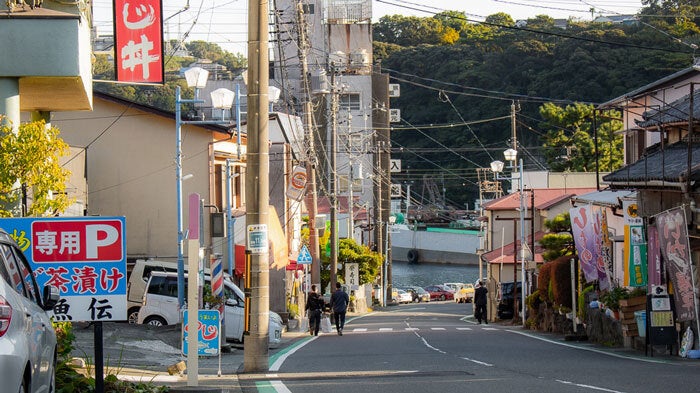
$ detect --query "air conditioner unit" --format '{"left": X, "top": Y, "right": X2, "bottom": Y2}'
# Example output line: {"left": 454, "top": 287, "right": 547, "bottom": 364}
{"left": 388, "top": 84, "right": 400, "bottom": 97}
{"left": 389, "top": 108, "right": 400, "bottom": 123}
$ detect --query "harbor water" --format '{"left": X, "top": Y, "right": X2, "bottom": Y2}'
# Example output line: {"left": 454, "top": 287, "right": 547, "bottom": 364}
{"left": 391, "top": 261, "right": 480, "bottom": 288}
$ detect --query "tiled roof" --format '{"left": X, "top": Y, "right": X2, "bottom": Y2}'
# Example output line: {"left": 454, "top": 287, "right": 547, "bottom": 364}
{"left": 602, "top": 141, "right": 700, "bottom": 186}
{"left": 636, "top": 90, "right": 700, "bottom": 128}
{"left": 483, "top": 188, "right": 597, "bottom": 211}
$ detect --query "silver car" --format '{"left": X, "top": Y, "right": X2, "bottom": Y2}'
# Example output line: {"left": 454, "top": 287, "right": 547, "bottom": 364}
{"left": 0, "top": 229, "right": 60, "bottom": 393}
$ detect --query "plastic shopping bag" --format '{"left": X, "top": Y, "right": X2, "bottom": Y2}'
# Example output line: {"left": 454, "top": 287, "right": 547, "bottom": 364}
{"left": 320, "top": 314, "right": 332, "bottom": 333}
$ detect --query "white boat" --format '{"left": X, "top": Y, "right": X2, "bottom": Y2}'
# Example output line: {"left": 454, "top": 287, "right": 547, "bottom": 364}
{"left": 390, "top": 223, "right": 482, "bottom": 265}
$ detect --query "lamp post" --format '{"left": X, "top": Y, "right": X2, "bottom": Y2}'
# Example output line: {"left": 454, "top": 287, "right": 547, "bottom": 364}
{"left": 175, "top": 66, "right": 235, "bottom": 309}
{"left": 491, "top": 149, "right": 526, "bottom": 327}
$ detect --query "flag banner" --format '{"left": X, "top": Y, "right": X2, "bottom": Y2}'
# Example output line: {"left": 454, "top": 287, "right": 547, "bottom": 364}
{"left": 570, "top": 205, "right": 600, "bottom": 283}
{"left": 599, "top": 208, "right": 613, "bottom": 290}
{"left": 114, "top": 0, "right": 164, "bottom": 84}
{"left": 593, "top": 207, "right": 611, "bottom": 290}
{"left": 627, "top": 225, "right": 647, "bottom": 287}
{"left": 655, "top": 208, "right": 695, "bottom": 321}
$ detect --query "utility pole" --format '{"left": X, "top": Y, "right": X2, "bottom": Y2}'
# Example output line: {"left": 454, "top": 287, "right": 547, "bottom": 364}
{"left": 372, "top": 67, "right": 391, "bottom": 303}
{"left": 244, "top": 0, "right": 270, "bottom": 372}
{"left": 329, "top": 66, "right": 339, "bottom": 293}
{"left": 295, "top": 0, "right": 320, "bottom": 287}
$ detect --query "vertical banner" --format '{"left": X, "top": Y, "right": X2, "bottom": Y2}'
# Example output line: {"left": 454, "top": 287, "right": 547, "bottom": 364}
{"left": 114, "top": 0, "right": 164, "bottom": 83}
{"left": 627, "top": 225, "right": 647, "bottom": 287}
{"left": 655, "top": 208, "right": 695, "bottom": 321}
{"left": 599, "top": 209, "right": 614, "bottom": 290}
{"left": 622, "top": 201, "right": 644, "bottom": 286}
{"left": 647, "top": 225, "right": 662, "bottom": 290}
{"left": 592, "top": 207, "right": 611, "bottom": 290}
{"left": 570, "top": 205, "right": 600, "bottom": 283}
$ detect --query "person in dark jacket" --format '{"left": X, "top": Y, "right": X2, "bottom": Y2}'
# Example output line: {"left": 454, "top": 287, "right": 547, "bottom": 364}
{"left": 305, "top": 284, "right": 324, "bottom": 336}
{"left": 474, "top": 281, "right": 488, "bottom": 324}
{"left": 330, "top": 282, "right": 350, "bottom": 335}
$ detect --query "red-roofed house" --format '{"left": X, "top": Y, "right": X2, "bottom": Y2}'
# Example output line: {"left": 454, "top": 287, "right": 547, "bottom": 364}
{"left": 481, "top": 187, "right": 596, "bottom": 320}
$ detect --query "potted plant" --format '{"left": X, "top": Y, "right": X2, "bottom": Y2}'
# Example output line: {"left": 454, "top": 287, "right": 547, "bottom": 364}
{"left": 619, "top": 287, "right": 646, "bottom": 308}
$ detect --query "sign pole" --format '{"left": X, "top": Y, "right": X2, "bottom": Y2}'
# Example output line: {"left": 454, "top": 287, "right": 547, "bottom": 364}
{"left": 94, "top": 321, "right": 104, "bottom": 393}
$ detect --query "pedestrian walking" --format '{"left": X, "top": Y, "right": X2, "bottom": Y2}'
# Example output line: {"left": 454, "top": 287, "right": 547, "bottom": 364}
{"left": 330, "top": 282, "right": 350, "bottom": 335}
{"left": 474, "top": 280, "right": 488, "bottom": 324}
{"left": 305, "top": 284, "right": 324, "bottom": 336}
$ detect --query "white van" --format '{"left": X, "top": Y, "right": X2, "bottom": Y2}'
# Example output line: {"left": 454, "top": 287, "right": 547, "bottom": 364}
{"left": 136, "top": 271, "right": 283, "bottom": 346}
{"left": 126, "top": 259, "right": 231, "bottom": 324}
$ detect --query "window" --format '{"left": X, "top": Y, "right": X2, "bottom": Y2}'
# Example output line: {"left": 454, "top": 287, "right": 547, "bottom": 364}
{"left": 338, "top": 93, "right": 361, "bottom": 111}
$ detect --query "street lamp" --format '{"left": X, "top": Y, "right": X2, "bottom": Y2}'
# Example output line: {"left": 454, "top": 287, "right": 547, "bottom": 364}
{"left": 490, "top": 149, "right": 526, "bottom": 327}
{"left": 176, "top": 66, "right": 235, "bottom": 309}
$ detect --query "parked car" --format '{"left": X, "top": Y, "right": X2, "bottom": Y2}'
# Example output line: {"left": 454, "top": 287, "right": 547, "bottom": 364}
{"left": 405, "top": 286, "right": 431, "bottom": 303}
{"left": 453, "top": 283, "right": 475, "bottom": 303}
{"left": 497, "top": 281, "right": 523, "bottom": 320}
{"left": 0, "top": 228, "right": 61, "bottom": 393}
{"left": 127, "top": 259, "right": 232, "bottom": 324}
{"left": 395, "top": 289, "right": 413, "bottom": 304}
{"left": 424, "top": 285, "right": 455, "bottom": 301}
{"left": 137, "top": 271, "right": 283, "bottom": 347}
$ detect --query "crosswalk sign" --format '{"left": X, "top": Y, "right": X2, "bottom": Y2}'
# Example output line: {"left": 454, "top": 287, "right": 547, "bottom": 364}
{"left": 297, "top": 245, "right": 313, "bottom": 264}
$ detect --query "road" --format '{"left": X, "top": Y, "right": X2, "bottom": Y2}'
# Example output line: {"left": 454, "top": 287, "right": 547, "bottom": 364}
{"left": 240, "top": 301, "right": 700, "bottom": 393}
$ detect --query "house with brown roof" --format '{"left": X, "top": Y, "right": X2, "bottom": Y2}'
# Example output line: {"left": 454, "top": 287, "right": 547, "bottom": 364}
{"left": 481, "top": 187, "right": 595, "bottom": 320}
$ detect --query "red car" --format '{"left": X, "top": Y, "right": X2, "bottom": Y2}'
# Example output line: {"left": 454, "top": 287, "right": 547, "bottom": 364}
{"left": 424, "top": 285, "right": 455, "bottom": 301}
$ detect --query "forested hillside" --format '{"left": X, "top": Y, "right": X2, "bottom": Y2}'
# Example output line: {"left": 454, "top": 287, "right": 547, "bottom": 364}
{"left": 375, "top": 7, "right": 698, "bottom": 208}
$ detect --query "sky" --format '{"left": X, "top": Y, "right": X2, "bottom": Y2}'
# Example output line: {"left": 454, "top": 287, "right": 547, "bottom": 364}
{"left": 92, "top": 0, "right": 645, "bottom": 55}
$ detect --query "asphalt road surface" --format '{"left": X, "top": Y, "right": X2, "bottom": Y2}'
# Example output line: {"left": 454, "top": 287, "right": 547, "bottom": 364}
{"left": 240, "top": 301, "right": 700, "bottom": 393}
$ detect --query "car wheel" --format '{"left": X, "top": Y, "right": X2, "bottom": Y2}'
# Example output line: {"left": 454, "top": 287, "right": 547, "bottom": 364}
{"left": 440, "top": 295, "right": 446, "bottom": 301}
{"left": 143, "top": 316, "right": 167, "bottom": 326}
{"left": 18, "top": 375, "right": 27, "bottom": 393}
{"left": 127, "top": 307, "right": 140, "bottom": 324}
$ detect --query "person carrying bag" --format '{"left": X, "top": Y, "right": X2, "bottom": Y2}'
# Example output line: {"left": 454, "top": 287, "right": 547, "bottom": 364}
{"left": 305, "top": 284, "right": 324, "bottom": 336}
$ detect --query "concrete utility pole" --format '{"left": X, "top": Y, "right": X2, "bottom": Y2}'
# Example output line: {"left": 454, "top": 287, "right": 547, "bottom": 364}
{"left": 330, "top": 67, "right": 339, "bottom": 293}
{"left": 296, "top": 0, "right": 321, "bottom": 287}
{"left": 372, "top": 68, "right": 391, "bottom": 303}
{"left": 244, "top": 0, "right": 270, "bottom": 372}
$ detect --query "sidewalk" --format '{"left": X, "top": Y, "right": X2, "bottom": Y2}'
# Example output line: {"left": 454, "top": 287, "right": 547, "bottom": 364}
{"left": 70, "top": 321, "right": 310, "bottom": 392}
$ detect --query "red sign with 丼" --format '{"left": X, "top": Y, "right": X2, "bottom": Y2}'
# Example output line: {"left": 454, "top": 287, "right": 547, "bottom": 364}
{"left": 31, "top": 220, "right": 124, "bottom": 263}
{"left": 113, "top": 0, "right": 164, "bottom": 84}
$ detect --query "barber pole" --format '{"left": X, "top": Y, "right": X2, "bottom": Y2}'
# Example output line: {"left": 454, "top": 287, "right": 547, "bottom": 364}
{"left": 211, "top": 255, "right": 225, "bottom": 327}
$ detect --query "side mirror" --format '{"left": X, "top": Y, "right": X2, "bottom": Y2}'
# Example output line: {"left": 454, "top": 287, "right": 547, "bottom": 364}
{"left": 42, "top": 285, "right": 60, "bottom": 311}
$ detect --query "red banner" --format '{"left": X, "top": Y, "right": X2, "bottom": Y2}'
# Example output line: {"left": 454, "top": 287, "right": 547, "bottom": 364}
{"left": 113, "top": 0, "right": 164, "bottom": 84}
{"left": 656, "top": 208, "right": 695, "bottom": 321}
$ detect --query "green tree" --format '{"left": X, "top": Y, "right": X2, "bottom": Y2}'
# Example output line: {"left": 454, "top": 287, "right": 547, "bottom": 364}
{"left": 318, "top": 238, "right": 382, "bottom": 291}
{"left": 539, "top": 102, "right": 623, "bottom": 172}
{"left": 0, "top": 120, "right": 73, "bottom": 217}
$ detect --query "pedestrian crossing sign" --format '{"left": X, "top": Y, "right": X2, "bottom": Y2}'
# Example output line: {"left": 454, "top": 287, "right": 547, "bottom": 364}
{"left": 297, "top": 245, "right": 313, "bottom": 264}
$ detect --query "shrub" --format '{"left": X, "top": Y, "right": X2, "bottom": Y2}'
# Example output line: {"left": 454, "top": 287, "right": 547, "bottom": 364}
{"left": 551, "top": 256, "right": 572, "bottom": 308}
{"left": 537, "top": 263, "right": 553, "bottom": 303}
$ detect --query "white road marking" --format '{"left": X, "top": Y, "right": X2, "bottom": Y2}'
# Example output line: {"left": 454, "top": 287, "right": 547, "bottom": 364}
{"left": 353, "top": 328, "right": 368, "bottom": 332}
{"left": 482, "top": 327, "right": 498, "bottom": 331}
{"left": 270, "top": 336, "right": 317, "bottom": 371}
{"left": 405, "top": 327, "right": 419, "bottom": 331}
{"left": 431, "top": 327, "right": 446, "bottom": 330}
{"left": 508, "top": 329, "right": 672, "bottom": 364}
{"left": 457, "top": 327, "right": 472, "bottom": 331}
{"left": 268, "top": 380, "right": 293, "bottom": 393}
{"left": 379, "top": 327, "right": 393, "bottom": 331}
{"left": 556, "top": 379, "right": 625, "bottom": 393}
{"left": 460, "top": 357, "right": 493, "bottom": 367}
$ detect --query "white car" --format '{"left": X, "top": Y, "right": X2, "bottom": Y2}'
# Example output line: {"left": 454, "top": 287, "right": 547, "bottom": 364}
{"left": 137, "top": 271, "right": 283, "bottom": 347}
{"left": 395, "top": 289, "right": 413, "bottom": 304}
{"left": 0, "top": 228, "right": 60, "bottom": 393}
